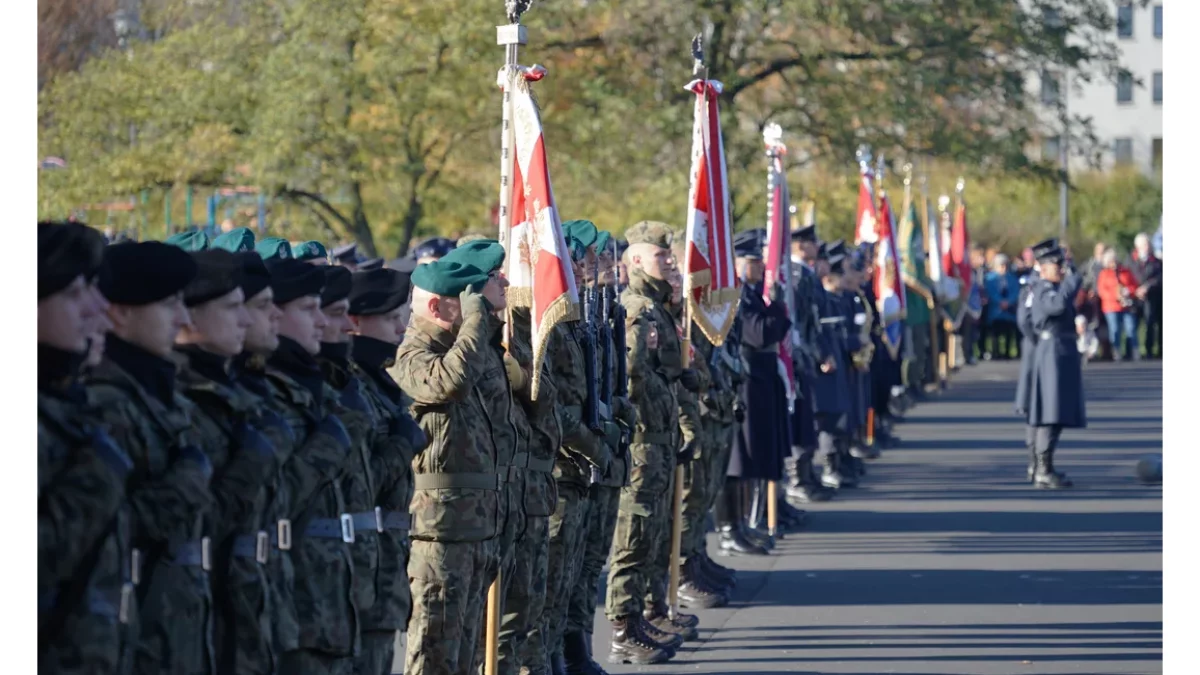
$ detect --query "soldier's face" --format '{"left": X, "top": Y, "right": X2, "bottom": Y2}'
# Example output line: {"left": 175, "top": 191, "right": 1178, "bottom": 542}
{"left": 816, "top": 260, "right": 829, "bottom": 277}
{"left": 110, "top": 292, "right": 192, "bottom": 359}
{"left": 482, "top": 271, "right": 508, "bottom": 311}
{"left": 800, "top": 240, "right": 817, "bottom": 260}
{"left": 738, "top": 257, "right": 765, "bottom": 284}
{"left": 244, "top": 288, "right": 281, "bottom": 354}
{"left": 634, "top": 245, "right": 674, "bottom": 281}
{"left": 321, "top": 299, "right": 354, "bottom": 344}
{"left": 278, "top": 295, "right": 327, "bottom": 355}
{"left": 184, "top": 288, "right": 250, "bottom": 358}
{"left": 597, "top": 252, "right": 616, "bottom": 286}
{"left": 38, "top": 275, "right": 103, "bottom": 353}
{"left": 353, "top": 304, "right": 408, "bottom": 344}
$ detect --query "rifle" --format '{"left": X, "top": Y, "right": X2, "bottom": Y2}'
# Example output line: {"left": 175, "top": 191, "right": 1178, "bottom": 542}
{"left": 599, "top": 284, "right": 614, "bottom": 412}
{"left": 580, "top": 270, "right": 603, "bottom": 434}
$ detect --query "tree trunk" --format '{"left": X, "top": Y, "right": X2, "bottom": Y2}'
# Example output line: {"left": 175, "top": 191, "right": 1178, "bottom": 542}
{"left": 395, "top": 175, "right": 423, "bottom": 258}
{"left": 349, "top": 181, "right": 377, "bottom": 258}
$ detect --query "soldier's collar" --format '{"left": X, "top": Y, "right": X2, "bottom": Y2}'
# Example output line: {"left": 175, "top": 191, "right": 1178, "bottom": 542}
{"left": 410, "top": 315, "right": 457, "bottom": 351}
{"left": 627, "top": 267, "right": 672, "bottom": 302}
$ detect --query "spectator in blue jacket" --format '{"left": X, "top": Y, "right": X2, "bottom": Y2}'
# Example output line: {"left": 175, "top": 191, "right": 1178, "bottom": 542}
{"left": 984, "top": 254, "right": 1021, "bottom": 360}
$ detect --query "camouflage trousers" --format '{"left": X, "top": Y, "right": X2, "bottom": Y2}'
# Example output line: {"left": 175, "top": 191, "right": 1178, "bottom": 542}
{"left": 213, "top": 557, "right": 274, "bottom": 675}
{"left": 132, "top": 565, "right": 214, "bottom": 675}
{"left": 474, "top": 513, "right": 519, "bottom": 675}
{"left": 606, "top": 442, "right": 673, "bottom": 619}
{"left": 536, "top": 482, "right": 590, "bottom": 659}
{"left": 352, "top": 631, "right": 396, "bottom": 675}
{"left": 904, "top": 324, "right": 932, "bottom": 389}
{"left": 278, "top": 649, "right": 354, "bottom": 674}
{"left": 503, "top": 515, "right": 549, "bottom": 675}
{"left": 566, "top": 483, "right": 621, "bottom": 634}
{"left": 680, "top": 431, "right": 711, "bottom": 563}
{"left": 404, "top": 539, "right": 499, "bottom": 675}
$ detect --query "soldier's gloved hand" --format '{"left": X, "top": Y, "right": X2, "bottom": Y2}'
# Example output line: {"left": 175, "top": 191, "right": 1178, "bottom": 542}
{"left": 90, "top": 427, "right": 133, "bottom": 479}
{"left": 676, "top": 437, "right": 699, "bottom": 465}
{"left": 678, "top": 367, "right": 702, "bottom": 393}
{"left": 733, "top": 402, "right": 746, "bottom": 424}
{"left": 503, "top": 353, "right": 528, "bottom": 392}
{"left": 612, "top": 396, "right": 636, "bottom": 427}
{"left": 769, "top": 281, "right": 787, "bottom": 305}
{"left": 317, "top": 414, "right": 353, "bottom": 450}
{"left": 339, "top": 383, "right": 371, "bottom": 416}
{"left": 460, "top": 284, "right": 492, "bottom": 317}
{"left": 175, "top": 444, "right": 214, "bottom": 480}
{"left": 601, "top": 420, "right": 622, "bottom": 453}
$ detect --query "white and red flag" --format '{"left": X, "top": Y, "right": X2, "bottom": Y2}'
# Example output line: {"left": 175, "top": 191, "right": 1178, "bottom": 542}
{"left": 762, "top": 123, "right": 795, "bottom": 410}
{"left": 854, "top": 165, "right": 879, "bottom": 245}
{"left": 875, "top": 188, "right": 907, "bottom": 358}
{"left": 682, "top": 77, "right": 738, "bottom": 344}
{"left": 498, "top": 64, "right": 579, "bottom": 398}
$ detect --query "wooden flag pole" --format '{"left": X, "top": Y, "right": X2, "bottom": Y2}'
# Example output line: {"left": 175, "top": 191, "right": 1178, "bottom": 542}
{"left": 866, "top": 407, "right": 876, "bottom": 447}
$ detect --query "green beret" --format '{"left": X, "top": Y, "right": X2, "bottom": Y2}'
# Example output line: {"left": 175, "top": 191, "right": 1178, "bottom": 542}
{"left": 211, "top": 227, "right": 256, "bottom": 253}
{"left": 455, "top": 233, "right": 490, "bottom": 247}
{"left": 292, "top": 240, "right": 328, "bottom": 262}
{"left": 411, "top": 260, "right": 489, "bottom": 297}
{"left": 566, "top": 237, "right": 587, "bottom": 263}
{"left": 562, "top": 220, "right": 599, "bottom": 249}
{"left": 625, "top": 220, "right": 674, "bottom": 249}
{"left": 441, "top": 238, "right": 506, "bottom": 274}
{"left": 165, "top": 230, "right": 210, "bottom": 252}
{"left": 256, "top": 237, "right": 293, "bottom": 261}
{"left": 595, "top": 230, "right": 613, "bottom": 255}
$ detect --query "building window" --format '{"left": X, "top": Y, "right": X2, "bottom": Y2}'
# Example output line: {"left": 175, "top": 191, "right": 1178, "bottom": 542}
{"left": 1117, "top": 4, "right": 1134, "bottom": 38}
{"left": 1153, "top": 71, "right": 1162, "bottom": 103}
{"left": 1041, "top": 70, "right": 1060, "bottom": 106}
{"left": 1154, "top": 5, "right": 1163, "bottom": 38}
{"left": 1114, "top": 138, "right": 1134, "bottom": 165}
{"left": 1116, "top": 70, "right": 1134, "bottom": 103}
{"left": 1151, "top": 137, "right": 1163, "bottom": 171}
{"left": 1043, "top": 135, "right": 1062, "bottom": 162}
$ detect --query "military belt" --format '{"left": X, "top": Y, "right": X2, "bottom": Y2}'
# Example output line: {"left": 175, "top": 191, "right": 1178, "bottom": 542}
{"left": 510, "top": 452, "right": 530, "bottom": 468}
{"left": 168, "top": 537, "right": 212, "bottom": 571}
{"left": 632, "top": 431, "right": 673, "bottom": 445}
{"left": 349, "top": 510, "right": 383, "bottom": 535}
{"left": 232, "top": 532, "right": 271, "bottom": 564}
{"left": 305, "top": 515, "right": 356, "bottom": 544}
{"left": 527, "top": 456, "right": 555, "bottom": 473}
{"left": 381, "top": 510, "right": 412, "bottom": 532}
{"left": 413, "top": 472, "right": 502, "bottom": 491}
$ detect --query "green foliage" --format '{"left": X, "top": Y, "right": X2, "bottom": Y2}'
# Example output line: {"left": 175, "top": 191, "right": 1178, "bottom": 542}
{"left": 38, "top": 0, "right": 1131, "bottom": 256}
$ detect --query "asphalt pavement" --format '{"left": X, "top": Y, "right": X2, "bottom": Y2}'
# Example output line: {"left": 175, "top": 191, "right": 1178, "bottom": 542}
{"left": 593, "top": 359, "right": 1164, "bottom": 675}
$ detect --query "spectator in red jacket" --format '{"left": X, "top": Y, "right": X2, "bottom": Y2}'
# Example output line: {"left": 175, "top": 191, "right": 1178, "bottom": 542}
{"left": 1096, "top": 249, "right": 1141, "bottom": 361}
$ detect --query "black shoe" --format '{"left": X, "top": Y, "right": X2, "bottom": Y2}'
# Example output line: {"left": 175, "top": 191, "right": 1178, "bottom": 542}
{"left": 743, "top": 524, "right": 775, "bottom": 550}
{"left": 777, "top": 499, "right": 809, "bottom": 529}
{"left": 850, "top": 442, "right": 881, "bottom": 460}
{"left": 565, "top": 630, "right": 607, "bottom": 675}
{"left": 718, "top": 526, "right": 768, "bottom": 556}
{"left": 607, "top": 617, "right": 670, "bottom": 665}
{"left": 639, "top": 615, "right": 685, "bottom": 649}
{"left": 1033, "top": 452, "right": 1073, "bottom": 489}
{"left": 700, "top": 552, "right": 737, "bottom": 587}
{"left": 678, "top": 578, "right": 728, "bottom": 609}
{"left": 551, "top": 649, "right": 568, "bottom": 675}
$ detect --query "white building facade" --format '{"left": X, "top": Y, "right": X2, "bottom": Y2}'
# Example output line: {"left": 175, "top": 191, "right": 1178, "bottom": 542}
{"left": 1037, "top": 1, "right": 1163, "bottom": 173}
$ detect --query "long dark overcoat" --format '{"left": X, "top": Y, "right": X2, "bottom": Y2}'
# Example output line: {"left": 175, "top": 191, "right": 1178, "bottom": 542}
{"left": 1027, "top": 273, "right": 1088, "bottom": 428}
{"left": 729, "top": 283, "right": 792, "bottom": 480}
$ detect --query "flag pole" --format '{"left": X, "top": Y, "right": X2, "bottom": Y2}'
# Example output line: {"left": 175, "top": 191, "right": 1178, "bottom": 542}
{"left": 488, "top": 2, "right": 531, "bottom": 672}
{"left": 937, "top": 194, "right": 957, "bottom": 373}
{"left": 763, "top": 124, "right": 785, "bottom": 540}
{"left": 668, "top": 32, "right": 706, "bottom": 619}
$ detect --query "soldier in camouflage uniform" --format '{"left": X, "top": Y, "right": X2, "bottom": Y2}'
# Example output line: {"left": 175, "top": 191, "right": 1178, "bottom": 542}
{"left": 605, "top": 221, "right": 698, "bottom": 665}
{"left": 392, "top": 258, "right": 512, "bottom": 675}
{"left": 39, "top": 222, "right": 138, "bottom": 675}
{"left": 538, "top": 221, "right": 619, "bottom": 675}
{"left": 261, "top": 259, "right": 366, "bottom": 675}
{"left": 348, "top": 268, "right": 422, "bottom": 675}
{"left": 174, "top": 250, "right": 288, "bottom": 675}
{"left": 565, "top": 229, "right": 636, "bottom": 674}
{"left": 85, "top": 242, "right": 216, "bottom": 675}
{"left": 664, "top": 236, "right": 728, "bottom": 610}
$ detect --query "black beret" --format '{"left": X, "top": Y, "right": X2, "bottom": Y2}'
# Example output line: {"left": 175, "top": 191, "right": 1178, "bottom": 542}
{"left": 331, "top": 243, "right": 359, "bottom": 263}
{"left": 267, "top": 258, "right": 325, "bottom": 305}
{"left": 184, "top": 250, "right": 245, "bottom": 307}
{"left": 321, "top": 265, "right": 353, "bottom": 307}
{"left": 412, "top": 236, "right": 457, "bottom": 261}
{"left": 733, "top": 229, "right": 764, "bottom": 259}
{"left": 357, "top": 257, "right": 385, "bottom": 272}
{"left": 99, "top": 242, "right": 198, "bottom": 306}
{"left": 349, "top": 268, "right": 410, "bottom": 316}
{"left": 239, "top": 252, "right": 272, "bottom": 300}
{"left": 39, "top": 221, "right": 106, "bottom": 300}
{"left": 791, "top": 225, "right": 817, "bottom": 243}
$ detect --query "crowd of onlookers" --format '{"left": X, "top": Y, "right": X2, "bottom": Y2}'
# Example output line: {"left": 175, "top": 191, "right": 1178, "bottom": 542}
{"left": 961, "top": 230, "right": 1163, "bottom": 363}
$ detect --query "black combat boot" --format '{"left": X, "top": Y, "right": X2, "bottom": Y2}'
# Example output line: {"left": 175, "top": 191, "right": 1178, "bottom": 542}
{"left": 638, "top": 615, "right": 684, "bottom": 650}
{"left": 700, "top": 551, "right": 737, "bottom": 587}
{"left": 1034, "top": 451, "right": 1073, "bottom": 489}
{"left": 1026, "top": 447, "right": 1037, "bottom": 483}
{"left": 678, "top": 558, "right": 729, "bottom": 609}
{"left": 551, "top": 648, "right": 568, "bottom": 675}
{"left": 716, "top": 482, "right": 768, "bottom": 556}
{"left": 645, "top": 608, "right": 700, "bottom": 641}
{"left": 821, "top": 451, "right": 858, "bottom": 489}
{"left": 607, "top": 617, "right": 670, "bottom": 665}
{"left": 776, "top": 494, "right": 809, "bottom": 531}
{"left": 564, "top": 630, "right": 606, "bottom": 675}
{"left": 741, "top": 482, "right": 776, "bottom": 550}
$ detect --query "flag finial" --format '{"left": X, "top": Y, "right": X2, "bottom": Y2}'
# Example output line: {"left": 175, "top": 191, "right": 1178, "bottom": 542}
{"left": 691, "top": 34, "right": 705, "bottom": 76}
{"left": 903, "top": 163, "right": 913, "bottom": 187}
{"left": 763, "top": 122, "right": 783, "bottom": 147}
{"left": 856, "top": 145, "right": 873, "bottom": 173}
{"left": 956, "top": 177, "right": 966, "bottom": 195}
{"left": 938, "top": 195, "right": 951, "bottom": 212}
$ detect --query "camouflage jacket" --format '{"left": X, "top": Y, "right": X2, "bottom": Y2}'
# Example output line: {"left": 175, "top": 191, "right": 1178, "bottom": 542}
{"left": 508, "top": 310, "right": 560, "bottom": 517}
{"left": 84, "top": 337, "right": 214, "bottom": 675}
{"left": 350, "top": 335, "right": 418, "bottom": 631}
{"left": 548, "top": 321, "right": 612, "bottom": 488}
{"left": 668, "top": 300, "right": 706, "bottom": 452}
{"left": 692, "top": 327, "right": 737, "bottom": 424}
{"left": 593, "top": 289, "right": 633, "bottom": 488}
{"left": 620, "top": 270, "right": 681, "bottom": 441}
{"left": 175, "top": 347, "right": 282, "bottom": 674}
{"left": 263, "top": 337, "right": 364, "bottom": 656}
{"left": 391, "top": 301, "right": 508, "bottom": 543}
{"left": 39, "top": 371, "right": 136, "bottom": 675}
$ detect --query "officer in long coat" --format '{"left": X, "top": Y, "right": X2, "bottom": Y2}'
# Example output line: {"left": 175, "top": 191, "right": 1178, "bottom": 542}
{"left": 1026, "top": 241, "right": 1086, "bottom": 489}
{"left": 728, "top": 229, "right": 792, "bottom": 528}
{"left": 812, "top": 250, "right": 855, "bottom": 490}
{"left": 1015, "top": 239, "right": 1053, "bottom": 482}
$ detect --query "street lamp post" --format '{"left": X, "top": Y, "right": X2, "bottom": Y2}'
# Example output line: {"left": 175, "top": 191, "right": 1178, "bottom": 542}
{"left": 1058, "top": 70, "right": 1069, "bottom": 243}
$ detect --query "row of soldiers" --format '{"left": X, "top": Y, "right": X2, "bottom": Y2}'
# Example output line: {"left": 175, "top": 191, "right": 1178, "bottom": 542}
{"left": 39, "top": 211, "right": 923, "bottom": 675}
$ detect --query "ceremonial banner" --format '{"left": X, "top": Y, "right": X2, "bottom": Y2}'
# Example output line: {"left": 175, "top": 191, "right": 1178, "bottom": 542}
{"left": 952, "top": 190, "right": 982, "bottom": 320}
{"left": 854, "top": 167, "right": 879, "bottom": 245}
{"left": 762, "top": 124, "right": 795, "bottom": 410}
{"left": 500, "top": 65, "right": 579, "bottom": 398}
{"left": 899, "top": 186, "right": 935, "bottom": 309}
{"left": 682, "top": 77, "right": 738, "bottom": 345}
{"left": 925, "top": 192, "right": 943, "bottom": 286}
{"left": 874, "top": 189, "right": 906, "bottom": 359}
